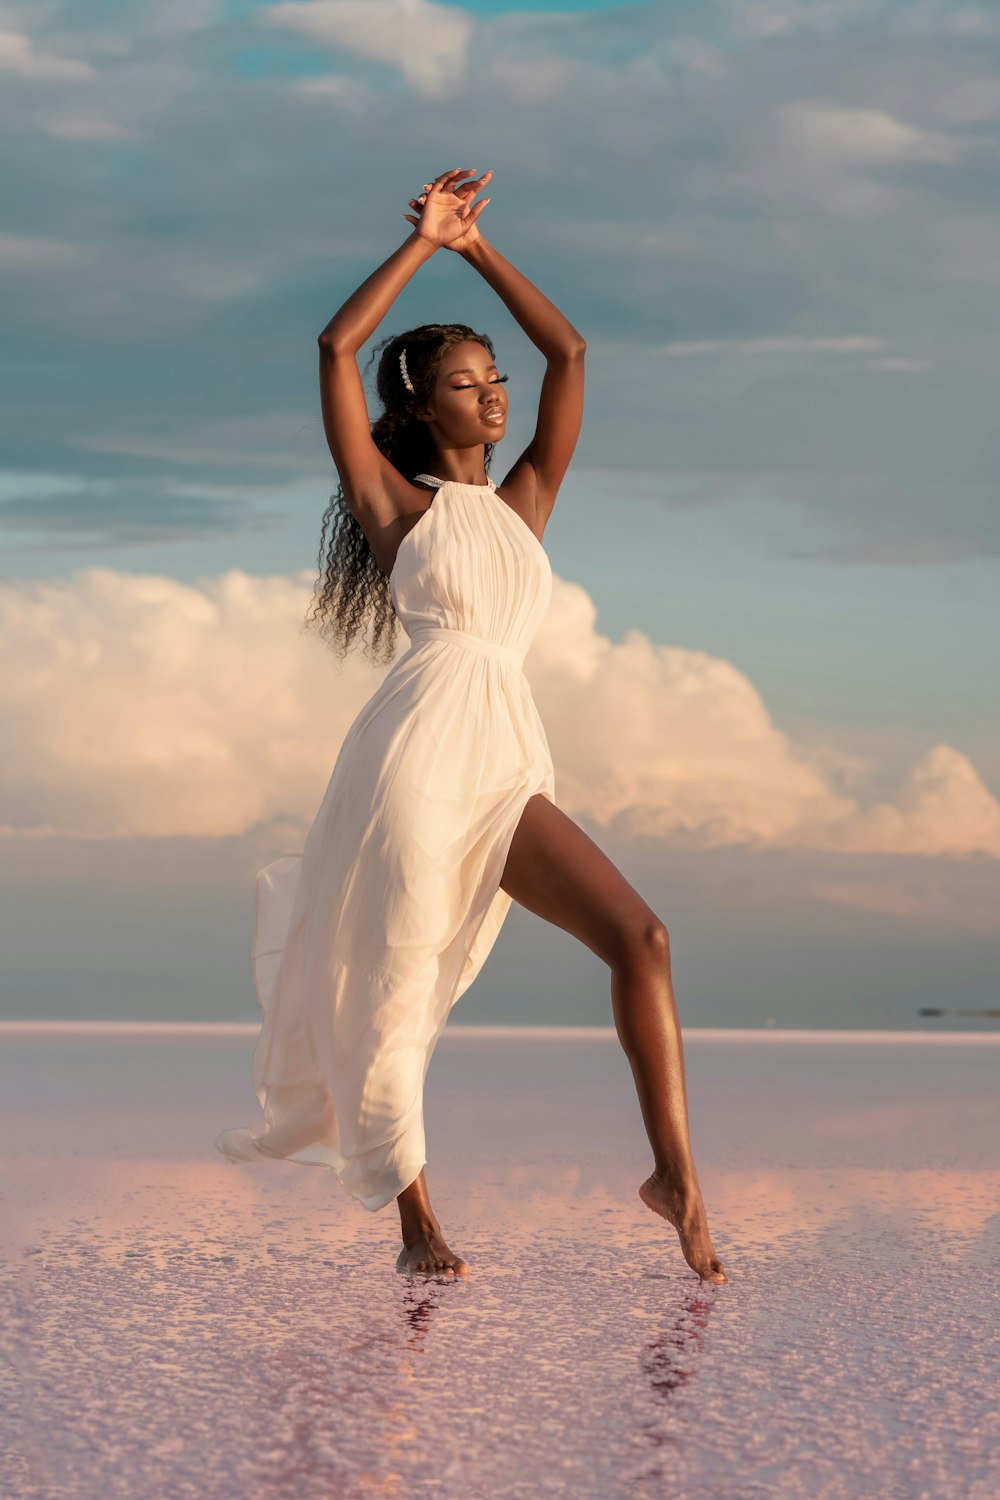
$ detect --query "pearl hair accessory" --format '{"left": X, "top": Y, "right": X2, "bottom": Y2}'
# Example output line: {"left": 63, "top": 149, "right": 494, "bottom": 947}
{"left": 399, "top": 347, "right": 415, "bottom": 394}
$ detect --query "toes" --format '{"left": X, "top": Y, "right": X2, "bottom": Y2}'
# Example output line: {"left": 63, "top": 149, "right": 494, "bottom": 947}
{"left": 397, "top": 1246, "right": 468, "bottom": 1278}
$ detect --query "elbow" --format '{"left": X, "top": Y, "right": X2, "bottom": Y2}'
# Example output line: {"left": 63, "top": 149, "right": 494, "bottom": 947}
{"left": 317, "top": 329, "right": 353, "bottom": 356}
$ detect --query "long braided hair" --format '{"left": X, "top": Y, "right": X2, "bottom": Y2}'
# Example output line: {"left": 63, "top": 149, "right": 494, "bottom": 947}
{"left": 303, "top": 323, "right": 497, "bottom": 667}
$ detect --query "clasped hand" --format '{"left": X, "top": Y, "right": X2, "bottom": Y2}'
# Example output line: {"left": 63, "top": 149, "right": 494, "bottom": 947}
{"left": 403, "top": 167, "right": 492, "bottom": 252}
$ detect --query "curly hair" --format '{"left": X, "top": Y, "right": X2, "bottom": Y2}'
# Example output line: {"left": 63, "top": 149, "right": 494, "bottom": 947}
{"left": 302, "top": 323, "right": 497, "bottom": 668}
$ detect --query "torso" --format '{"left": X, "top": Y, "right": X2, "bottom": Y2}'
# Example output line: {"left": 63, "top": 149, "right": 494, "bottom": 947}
{"left": 382, "top": 470, "right": 540, "bottom": 581}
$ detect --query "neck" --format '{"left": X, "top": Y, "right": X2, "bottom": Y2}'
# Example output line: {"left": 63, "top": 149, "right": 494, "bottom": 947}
{"left": 428, "top": 446, "right": 490, "bottom": 488}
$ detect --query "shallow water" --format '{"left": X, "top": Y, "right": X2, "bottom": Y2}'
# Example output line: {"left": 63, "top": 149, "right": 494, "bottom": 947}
{"left": 1, "top": 1026, "right": 998, "bottom": 1498}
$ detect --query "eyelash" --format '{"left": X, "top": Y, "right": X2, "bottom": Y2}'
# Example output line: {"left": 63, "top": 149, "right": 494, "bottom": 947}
{"left": 452, "top": 375, "right": 509, "bottom": 389}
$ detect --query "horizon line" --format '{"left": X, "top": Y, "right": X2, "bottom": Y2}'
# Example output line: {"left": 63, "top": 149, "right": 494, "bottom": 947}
{"left": 0, "top": 1020, "right": 997, "bottom": 1046}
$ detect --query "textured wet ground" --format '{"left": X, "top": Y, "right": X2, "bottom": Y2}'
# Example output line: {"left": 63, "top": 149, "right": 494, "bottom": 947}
{"left": 1, "top": 1025, "right": 998, "bottom": 1498}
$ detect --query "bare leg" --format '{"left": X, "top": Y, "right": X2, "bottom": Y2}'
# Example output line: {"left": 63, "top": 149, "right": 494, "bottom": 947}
{"left": 501, "top": 795, "right": 727, "bottom": 1284}
{"left": 395, "top": 1167, "right": 469, "bottom": 1278}
{"left": 612, "top": 934, "right": 727, "bottom": 1282}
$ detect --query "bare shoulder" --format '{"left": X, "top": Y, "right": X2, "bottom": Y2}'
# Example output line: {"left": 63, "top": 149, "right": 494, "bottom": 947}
{"left": 343, "top": 463, "right": 440, "bottom": 579}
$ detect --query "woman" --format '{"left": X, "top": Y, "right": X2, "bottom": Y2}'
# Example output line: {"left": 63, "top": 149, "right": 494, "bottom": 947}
{"left": 216, "top": 168, "right": 727, "bottom": 1287}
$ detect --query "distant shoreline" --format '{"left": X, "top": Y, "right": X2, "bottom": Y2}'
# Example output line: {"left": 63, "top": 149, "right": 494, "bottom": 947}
{"left": 1, "top": 1020, "right": 997, "bottom": 1045}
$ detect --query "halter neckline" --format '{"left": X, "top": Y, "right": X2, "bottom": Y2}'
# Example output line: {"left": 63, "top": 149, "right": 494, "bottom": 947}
{"left": 412, "top": 472, "right": 496, "bottom": 491}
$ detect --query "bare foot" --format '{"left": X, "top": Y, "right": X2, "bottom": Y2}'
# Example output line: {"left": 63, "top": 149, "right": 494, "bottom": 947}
{"left": 639, "top": 1173, "right": 728, "bottom": 1284}
{"left": 396, "top": 1226, "right": 469, "bottom": 1279}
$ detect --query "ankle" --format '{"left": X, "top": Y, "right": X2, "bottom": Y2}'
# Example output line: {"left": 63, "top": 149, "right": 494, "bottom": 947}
{"left": 399, "top": 1212, "right": 440, "bottom": 1246}
{"left": 650, "top": 1166, "right": 701, "bottom": 1209}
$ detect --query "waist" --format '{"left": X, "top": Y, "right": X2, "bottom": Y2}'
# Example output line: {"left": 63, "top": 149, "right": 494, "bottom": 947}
{"left": 405, "top": 623, "right": 525, "bottom": 669}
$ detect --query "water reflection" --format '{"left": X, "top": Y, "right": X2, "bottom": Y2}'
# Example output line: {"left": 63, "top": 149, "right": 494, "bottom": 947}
{"left": 399, "top": 1279, "right": 449, "bottom": 1346}
{"left": 641, "top": 1289, "right": 715, "bottom": 1405}
{"left": 2, "top": 1032, "right": 998, "bottom": 1498}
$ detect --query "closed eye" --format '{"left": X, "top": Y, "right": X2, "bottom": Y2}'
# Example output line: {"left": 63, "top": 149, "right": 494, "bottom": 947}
{"left": 452, "top": 375, "right": 509, "bottom": 389}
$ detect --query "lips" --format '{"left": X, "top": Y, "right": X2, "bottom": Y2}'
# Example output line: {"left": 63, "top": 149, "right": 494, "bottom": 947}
{"left": 481, "top": 408, "right": 505, "bottom": 425}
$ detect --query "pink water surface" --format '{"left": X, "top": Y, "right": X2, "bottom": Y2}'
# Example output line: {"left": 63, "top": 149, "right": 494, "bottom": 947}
{"left": 1, "top": 1025, "right": 998, "bottom": 1498}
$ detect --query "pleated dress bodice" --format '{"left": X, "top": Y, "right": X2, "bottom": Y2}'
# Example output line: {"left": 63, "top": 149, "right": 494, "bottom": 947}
{"left": 389, "top": 472, "right": 553, "bottom": 668}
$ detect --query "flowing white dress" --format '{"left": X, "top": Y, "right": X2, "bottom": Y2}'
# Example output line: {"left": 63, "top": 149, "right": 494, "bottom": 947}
{"left": 215, "top": 473, "right": 556, "bottom": 1210}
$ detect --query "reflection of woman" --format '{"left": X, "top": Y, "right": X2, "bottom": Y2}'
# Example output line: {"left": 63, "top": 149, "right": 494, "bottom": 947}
{"left": 217, "top": 168, "right": 727, "bottom": 1285}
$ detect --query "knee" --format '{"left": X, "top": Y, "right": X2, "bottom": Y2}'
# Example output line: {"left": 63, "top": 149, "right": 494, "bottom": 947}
{"left": 643, "top": 917, "right": 671, "bottom": 960}
{"left": 615, "top": 915, "right": 670, "bottom": 971}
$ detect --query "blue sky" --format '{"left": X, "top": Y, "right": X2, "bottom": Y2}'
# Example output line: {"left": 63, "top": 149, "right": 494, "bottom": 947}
{"left": 1, "top": 0, "right": 998, "bottom": 1027}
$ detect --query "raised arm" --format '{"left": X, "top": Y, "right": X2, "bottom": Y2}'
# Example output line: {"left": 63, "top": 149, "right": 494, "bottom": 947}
{"left": 318, "top": 168, "right": 497, "bottom": 543}
{"left": 410, "top": 169, "right": 585, "bottom": 530}
{"left": 459, "top": 231, "right": 586, "bottom": 530}
{"left": 316, "top": 231, "right": 438, "bottom": 529}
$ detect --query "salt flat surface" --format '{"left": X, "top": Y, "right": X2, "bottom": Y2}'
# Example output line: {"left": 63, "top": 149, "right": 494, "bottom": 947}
{"left": 1, "top": 1027, "right": 998, "bottom": 1499}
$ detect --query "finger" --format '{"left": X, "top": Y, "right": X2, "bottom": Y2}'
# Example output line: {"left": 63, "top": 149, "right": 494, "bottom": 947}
{"left": 455, "top": 171, "right": 491, "bottom": 200}
{"left": 456, "top": 179, "right": 489, "bottom": 203}
{"left": 433, "top": 167, "right": 473, "bottom": 187}
{"left": 426, "top": 170, "right": 471, "bottom": 199}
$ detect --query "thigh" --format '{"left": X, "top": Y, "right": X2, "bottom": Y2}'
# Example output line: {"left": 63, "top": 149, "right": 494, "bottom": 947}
{"left": 499, "top": 793, "right": 662, "bottom": 968}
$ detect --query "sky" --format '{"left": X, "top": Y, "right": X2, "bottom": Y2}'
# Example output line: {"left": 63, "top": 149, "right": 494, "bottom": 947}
{"left": 1, "top": 0, "right": 998, "bottom": 1028}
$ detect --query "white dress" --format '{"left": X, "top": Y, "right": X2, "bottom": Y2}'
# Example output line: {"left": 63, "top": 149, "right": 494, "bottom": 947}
{"left": 215, "top": 474, "right": 556, "bottom": 1210}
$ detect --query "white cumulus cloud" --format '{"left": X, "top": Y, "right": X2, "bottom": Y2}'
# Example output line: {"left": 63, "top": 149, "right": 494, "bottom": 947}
{"left": 1, "top": 567, "right": 997, "bottom": 859}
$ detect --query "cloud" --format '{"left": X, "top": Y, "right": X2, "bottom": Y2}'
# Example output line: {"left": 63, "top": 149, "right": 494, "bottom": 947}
{"left": 2, "top": 0, "right": 999, "bottom": 572}
{"left": 867, "top": 356, "right": 932, "bottom": 372}
{"left": 669, "top": 37, "right": 728, "bottom": 80}
{"left": 259, "top": 0, "right": 473, "bottom": 99}
{"left": 0, "top": 27, "right": 96, "bottom": 81}
{"left": 0, "top": 474, "right": 271, "bottom": 550}
{"left": 924, "top": 73, "right": 1000, "bottom": 126}
{"left": 1, "top": 567, "right": 996, "bottom": 858}
{"left": 534, "top": 222, "right": 704, "bottom": 260}
{"left": 291, "top": 73, "right": 369, "bottom": 111}
{"left": 921, "top": 211, "right": 1000, "bottom": 288}
{"left": 41, "top": 114, "right": 137, "bottom": 142}
{"left": 841, "top": 743, "right": 1000, "bottom": 857}
{"left": 658, "top": 335, "right": 885, "bottom": 357}
{"left": 0, "top": 234, "right": 95, "bottom": 271}
{"left": 779, "top": 102, "right": 959, "bottom": 165}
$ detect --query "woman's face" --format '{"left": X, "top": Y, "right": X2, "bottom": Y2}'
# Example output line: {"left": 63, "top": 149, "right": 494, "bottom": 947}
{"left": 419, "top": 340, "right": 508, "bottom": 450}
